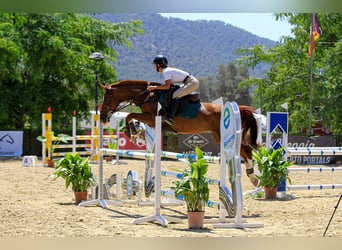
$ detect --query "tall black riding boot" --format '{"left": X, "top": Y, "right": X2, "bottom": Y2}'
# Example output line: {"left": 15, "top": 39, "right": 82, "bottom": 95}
{"left": 165, "top": 98, "right": 180, "bottom": 125}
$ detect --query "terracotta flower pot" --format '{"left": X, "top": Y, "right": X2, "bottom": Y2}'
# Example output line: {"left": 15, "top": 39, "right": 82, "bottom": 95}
{"left": 187, "top": 211, "right": 205, "bottom": 229}
{"left": 74, "top": 191, "right": 88, "bottom": 204}
{"left": 47, "top": 160, "right": 55, "bottom": 168}
{"left": 264, "top": 186, "right": 277, "bottom": 200}
{"left": 105, "top": 156, "right": 113, "bottom": 163}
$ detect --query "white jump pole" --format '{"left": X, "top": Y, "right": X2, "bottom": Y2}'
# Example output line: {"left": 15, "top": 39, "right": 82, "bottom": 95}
{"left": 72, "top": 113, "right": 76, "bottom": 153}
{"left": 130, "top": 112, "right": 182, "bottom": 226}
{"left": 111, "top": 114, "right": 127, "bottom": 165}
{"left": 79, "top": 113, "right": 122, "bottom": 208}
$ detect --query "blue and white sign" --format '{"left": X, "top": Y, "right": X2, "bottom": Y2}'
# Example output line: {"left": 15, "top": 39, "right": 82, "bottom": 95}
{"left": 0, "top": 131, "right": 23, "bottom": 156}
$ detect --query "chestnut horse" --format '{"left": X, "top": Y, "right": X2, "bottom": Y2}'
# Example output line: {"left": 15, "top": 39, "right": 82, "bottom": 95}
{"left": 100, "top": 80, "right": 259, "bottom": 186}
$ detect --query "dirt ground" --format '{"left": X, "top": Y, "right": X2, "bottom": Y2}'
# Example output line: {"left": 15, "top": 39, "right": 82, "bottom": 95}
{"left": 0, "top": 157, "right": 341, "bottom": 238}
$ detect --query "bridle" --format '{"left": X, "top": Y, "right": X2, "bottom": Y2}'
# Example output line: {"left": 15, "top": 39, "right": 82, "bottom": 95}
{"left": 102, "top": 85, "right": 149, "bottom": 122}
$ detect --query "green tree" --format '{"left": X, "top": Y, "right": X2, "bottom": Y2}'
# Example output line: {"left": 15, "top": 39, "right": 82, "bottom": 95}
{"left": 198, "top": 75, "right": 216, "bottom": 102}
{"left": 198, "top": 63, "right": 251, "bottom": 105}
{"left": 237, "top": 13, "right": 342, "bottom": 134}
{"left": 215, "top": 63, "right": 251, "bottom": 105}
{"left": 0, "top": 13, "right": 143, "bottom": 129}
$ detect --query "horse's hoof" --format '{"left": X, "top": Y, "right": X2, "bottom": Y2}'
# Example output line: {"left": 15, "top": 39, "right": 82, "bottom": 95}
{"left": 247, "top": 173, "right": 259, "bottom": 187}
{"left": 251, "top": 178, "right": 258, "bottom": 187}
{"left": 130, "top": 135, "right": 137, "bottom": 145}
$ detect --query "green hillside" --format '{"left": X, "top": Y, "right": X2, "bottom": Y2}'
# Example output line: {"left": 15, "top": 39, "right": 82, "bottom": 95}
{"left": 92, "top": 13, "right": 277, "bottom": 82}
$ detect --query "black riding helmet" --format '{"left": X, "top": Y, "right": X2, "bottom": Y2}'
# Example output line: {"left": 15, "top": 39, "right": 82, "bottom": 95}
{"left": 152, "top": 55, "right": 168, "bottom": 68}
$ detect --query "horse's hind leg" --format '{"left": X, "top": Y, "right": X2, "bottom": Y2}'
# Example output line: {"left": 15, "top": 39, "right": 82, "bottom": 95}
{"left": 241, "top": 145, "right": 259, "bottom": 187}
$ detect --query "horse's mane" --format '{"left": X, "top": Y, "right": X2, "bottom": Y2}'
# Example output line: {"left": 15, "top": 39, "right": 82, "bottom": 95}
{"left": 109, "top": 80, "right": 149, "bottom": 88}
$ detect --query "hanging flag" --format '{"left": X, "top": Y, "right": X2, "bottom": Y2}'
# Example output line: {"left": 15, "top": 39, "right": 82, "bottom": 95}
{"left": 312, "top": 14, "right": 322, "bottom": 40}
{"left": 308, "top": 14, "right": 322, "bottom": 56}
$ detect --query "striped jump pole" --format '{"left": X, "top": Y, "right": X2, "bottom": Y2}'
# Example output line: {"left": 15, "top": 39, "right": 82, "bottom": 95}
{"left": 287, "top": 147, "right": 342, "bottom": 156}
{"left": 160, "top": 151, "right": 220, "bottom": 163}
{"left": 287, "top": 184, "right": 342, "bottom": 190}
{"left": 286, "top": 166, "right": 342, "bottom": 191}
{"left": 50, "top": 112, "right": 111, "bottom": 160}
{"left": 100, "top": 149, "right": 155, "bottom": 160}
{"left": 161, "top": 170, "right": 220, "bottom": 186}
{"left": 288, "top": 167, "right": 342, "bottom": 173}
{"left": 160, "top": 189, "right": 220, "bottom": 209}
{"left": 100, "top": 148, "right": 220, "bottom": 163}
{"left": 41, "top": 111, "right": 99, "bottom": 163}
{"left": 41, "top": 113, "right": 52, "bottom": 165}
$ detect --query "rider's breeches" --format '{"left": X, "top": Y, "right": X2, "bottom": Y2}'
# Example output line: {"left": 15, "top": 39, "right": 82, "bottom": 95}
{"left": 172, "top": 75, "right": 199, "bottom": 99}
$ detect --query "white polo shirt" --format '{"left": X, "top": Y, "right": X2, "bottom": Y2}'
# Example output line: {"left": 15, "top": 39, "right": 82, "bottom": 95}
{"left": 162, "top": 67, "right": 189, "bottom": 84}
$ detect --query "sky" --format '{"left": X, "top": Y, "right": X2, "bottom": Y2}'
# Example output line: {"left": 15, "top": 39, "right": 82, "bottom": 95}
{"left": 159, "top": 13, "right": 293, "bottom": 41}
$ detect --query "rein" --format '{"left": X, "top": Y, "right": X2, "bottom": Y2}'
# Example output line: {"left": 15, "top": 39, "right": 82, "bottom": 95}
{"left": 110, "top": 86, "right": 149, "bottom": 112}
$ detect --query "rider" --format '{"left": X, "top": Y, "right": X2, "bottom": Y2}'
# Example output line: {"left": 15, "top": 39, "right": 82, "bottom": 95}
{"left": 147, "top": 55, "right": 199, "bottom": 125}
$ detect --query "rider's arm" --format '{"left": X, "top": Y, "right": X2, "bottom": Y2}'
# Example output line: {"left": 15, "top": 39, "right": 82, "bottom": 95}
{"left": 147, "top": 79, "right": 172, "bottom": 92}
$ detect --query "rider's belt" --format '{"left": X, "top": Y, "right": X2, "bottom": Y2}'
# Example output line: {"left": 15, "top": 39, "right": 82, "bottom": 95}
{"left": 183, "top": 75, "right": 190, "bottom": 84}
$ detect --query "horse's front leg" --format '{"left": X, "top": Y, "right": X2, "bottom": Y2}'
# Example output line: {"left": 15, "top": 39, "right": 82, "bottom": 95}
{"left": 125, "top": 113, "right": 155, "bottom": 144}
{"left": 126, "top": 113, "right": 156, "bottom": 128}
{"left": 124, "top": 118, "right": 138, "bottom": 143}
{"left": 124, "top": 121, "right": 131, "bottom": 138}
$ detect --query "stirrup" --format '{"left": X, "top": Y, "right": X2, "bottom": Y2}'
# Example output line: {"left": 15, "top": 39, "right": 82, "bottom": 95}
{"left": 164, "top": 117, "right": 174, "bottom": 125}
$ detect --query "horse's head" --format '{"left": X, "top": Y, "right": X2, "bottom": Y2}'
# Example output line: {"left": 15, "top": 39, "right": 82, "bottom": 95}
{"left": 100, "top": 80, "right": 154, "bottom": 124}
{"left": 100, "top": 84, "right": 120, "bottom": 123}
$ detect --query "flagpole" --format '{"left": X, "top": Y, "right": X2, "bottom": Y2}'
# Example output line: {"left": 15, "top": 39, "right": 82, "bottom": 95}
{"left": 309, "top": 13, "right": 314, "bottom": 135}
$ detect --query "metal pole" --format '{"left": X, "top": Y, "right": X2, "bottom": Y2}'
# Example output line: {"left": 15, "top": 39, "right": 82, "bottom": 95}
{"left": 89, "top": 52, "right": 104, "bottom": 114}
{"left": 309, "top": 14, "right": 314, "bottom": 135}
{"left": 95, "top": 70, "right": 99, "bottom": 114}
{"left": 323, "top": 194, "right": 341, "bottom": 237}
{"left": 79, "top": 52, "right": 122, "bottom": 208}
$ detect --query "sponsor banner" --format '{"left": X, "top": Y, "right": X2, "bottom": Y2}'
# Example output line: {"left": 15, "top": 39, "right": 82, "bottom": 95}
{"left": 86, "top": 131, "right": 146, "bottom": 150}
{"left": 116, "top": 132, "right": 146, "bottom": 150}
{"left": 287, "top": 136, "right": 336, "bottom": 165}
{"left": 178, "top": 133, "right": 337, "bottom": 165}
{"left": 0, "top": 131, "right": 23, "bottom": 156}
{"left": 178, "top": 133, "right": 220, "bottom": 157}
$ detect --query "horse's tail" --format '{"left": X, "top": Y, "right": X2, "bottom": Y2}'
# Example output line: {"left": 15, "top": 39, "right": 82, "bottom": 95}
{"left": 239, "top": 105, "right": 258, "bottom": 149}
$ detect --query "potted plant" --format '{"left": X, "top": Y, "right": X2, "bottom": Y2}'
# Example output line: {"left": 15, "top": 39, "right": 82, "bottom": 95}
{"left": 171, "top": 146, "right": 209, "bottom": 229}
{"left": 252, "top": 146, "right": 292, "bottom": 199}
{"left": 36, "top": 132, "right": 71, "bottom": 167}
{"left": 52, "top": 152, "right": 96, "bottom": 204}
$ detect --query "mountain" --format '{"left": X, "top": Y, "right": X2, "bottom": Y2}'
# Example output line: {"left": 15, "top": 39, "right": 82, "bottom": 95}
{"left": 92, "top": 13, "right": 277, "bottom": 82}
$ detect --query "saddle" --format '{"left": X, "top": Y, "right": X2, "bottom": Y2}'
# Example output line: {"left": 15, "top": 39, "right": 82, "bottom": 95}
{"left": 151, "top": 84, "right": 201, "bottom": 118}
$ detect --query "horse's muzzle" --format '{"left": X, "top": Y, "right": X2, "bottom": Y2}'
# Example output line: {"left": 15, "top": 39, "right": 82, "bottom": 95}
{"left": 100, "top": 114, "right": 110, "bottom": 124}
{"left": 100, "top": 111, "right": 114, "bottom": 124}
